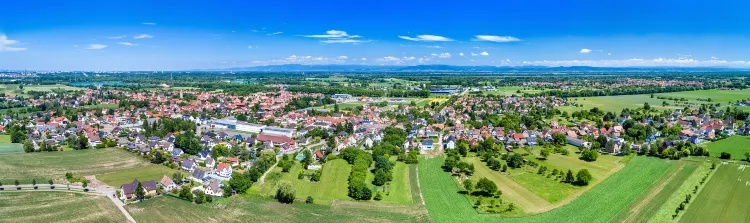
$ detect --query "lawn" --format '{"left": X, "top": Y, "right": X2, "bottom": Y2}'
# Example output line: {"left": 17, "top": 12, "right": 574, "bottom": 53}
{"left": 0, "top": 191, "right": 126, "bottom": 222}
{"left": 127, "top": 195, "right": 428, "bottom": 223}
{"left": 250, "top": 159, "right": 352, "bottom": 205}
{"left": 705, "top": 136, "right": 750, "bottom": 160}
{"left": 615, "top": 160, "right": 699, "bottom": 223}
{"left": 680, "top": 163, "right": 750, "bottom": 223}
{"left": 373, "top": 161, "right": 414, "bottom": 204}
{"left": 0, "top": 148, "right": 152, "bottom": 185}
{"left": 419, "top": 155, "right": 675, "bottom": 222}
{"left": 97, "top": 165, "right": 179, "bottom": 186}
{"left": 0, "top": 135, "right": 23, "bottom": 155}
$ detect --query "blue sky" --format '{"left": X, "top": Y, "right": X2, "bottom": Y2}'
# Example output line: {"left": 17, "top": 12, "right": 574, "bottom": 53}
{"left": 1, "top": 0, "right": 749, "bottom": 70}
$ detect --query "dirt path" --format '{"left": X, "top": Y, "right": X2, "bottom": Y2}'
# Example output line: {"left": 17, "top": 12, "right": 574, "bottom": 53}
{"left": 619, "top": 164, "right": 685, "bottom": 223}
{"left": 258, "top": 155, "right": 280, "bottom": 184}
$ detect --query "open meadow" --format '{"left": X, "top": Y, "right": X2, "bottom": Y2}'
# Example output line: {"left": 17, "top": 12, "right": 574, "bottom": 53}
{"left": 250, "top": 159, "right": 352, "bottom": 205}
{"left": 559, "top": 89, "right": 750, "bottom": 114}
{"left": 0, "top": 191, "right": 126, "bottom": 223}
{"left": 680, "top": 162, "right": 750, "bottom": 223}
{"left": 705, "top": 136, "right": 750, "bottom": 161}
{"left": 0, "top": 148, "right": 151, "bottom": 185}
{"left": 127, "top": 195, "right": 429, "bottom": 223}
{"left": 418, "top": 155, "right": 675, "bottom": 222}
{"left": 96, "top": 164, "right": 179, "bottom": 186}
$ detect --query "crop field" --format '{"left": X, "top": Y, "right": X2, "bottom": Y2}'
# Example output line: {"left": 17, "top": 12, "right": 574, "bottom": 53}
{"left": 680, "top": 163, "right": 750, "bottom": 223}
{"left": 705, "top": 136, "right": 750, "bottom": 160}
{"left": 656, "top": 89, "right": 750, "bottom": 104}
{"left": 0, "top": 148, "right": 151, "bottom": 185}
{"left": 127, "top": 195, "right": 427, "bottom": 223}
{"left": 560, "top": 94, "right": 684, "bottom": 113}
{"left": 615, "top": 160, "right": 699, "bottom": 223}
{"left": 250, "top": 159, "right": 352, "bottom": 205}
{"left": 648, "top": 160, "right": 713, "bottom": 223}
{"left": 0, "top": 191, "right": 126, "bottom": 222}
{"left": 22, "top": 84, "right": 86, "bottom": 93}
{"left": 419, "top": 155, "right": 674, "bottom": 222}
{"left": 0, "top": 135, "right": 23, "bottom": 155}
{"left": 96, "top": 165, "right": 179, "bottom": 186}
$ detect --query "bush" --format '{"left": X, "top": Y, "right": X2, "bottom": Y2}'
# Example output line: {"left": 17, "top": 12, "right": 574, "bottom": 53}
{"left": 306, "top": 196, "right": 314, "bottom": 204}
{"left": 374, "top": 192, "right": 383, "bottom": 201}
{"left": 719, "top": 152, "right": 731, "bottom": 159}
{"left": 575, "top": 169, "right": 593, "bottom": 186}
{"left": 276, "top": 181, "right": 296, "bottom": 204}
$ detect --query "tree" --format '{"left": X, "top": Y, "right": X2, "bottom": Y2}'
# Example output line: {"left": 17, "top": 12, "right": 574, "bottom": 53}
{"left": 475, "top": 177, "right": 498, "bottom": 196}
{"left": 552, "top": 133, "right": 566, "bottom": 146}
{"left": 194, "top": 190, "right": 206, "bottom": 204}
{"left": 506, "top": 153, "right": 524, "bottom": 168}
{"left": 720, "top": 152, "right": 731, "bottom": 159}
{"left": 463, "top": 179, "right": 474, "bottom": 192}
{"left": 228, "top": 172, "right": 252, "bottom": 194}
{"left": 14, "top": 180, "right": 19, "bottom": 186}
{"left": 179, "top": 186, "right": 193, "bottom": 200}
{"left": 373, "top": 169, "right": 390, "bottom": 186}
{"left": 276, "top": 180, "right": 296, "bottom": 204}
{"left": 744, "top": 152, "right": 750, "bottom": 161}
{"left": 302, "top": 149, "right": 313, "bottom": 169}
{"left": 23, "top": 140, "right": 34, "bottom": 153}
{"left": 374, "top": 191, "right": 383, "bottom": 201}
{"left": 575, "top": 169, "right": 593, "bottom": 186}
{"left": 565, "top": 170, "right": 575, "bottom": 183}
{"left": 78, "top": 133, "right": 89, "bottom": 150}
{"left": 135, "top": 182, "right": 146, "bottom": 201}
{"left": 540, "top": 148, "right": 551, "bottom": 159}
{"left": 151, "top": 152, "right": 165, "bottom": 164}
{"left": 580, "top": 149, "right": 599, "bottom": 162}
{"left": 32, "top": 179, "right": 36, "bottom": 186}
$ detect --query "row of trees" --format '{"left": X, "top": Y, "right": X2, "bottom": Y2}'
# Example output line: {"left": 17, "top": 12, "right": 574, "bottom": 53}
{"left": 341, "top": 148, "right": 374, "bottom": 200}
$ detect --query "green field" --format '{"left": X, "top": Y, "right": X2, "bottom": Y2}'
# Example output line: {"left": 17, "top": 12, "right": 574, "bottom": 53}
{"left": 466, "top": 156, "right": 551, "bottom": 213}
{"left": 0, "top": 135, "right": 23, "bottom": 155}
{"left": 0, "top": 148, "right": 151, "bottom": 185}
{"left": 559, "top": 89, "right": 750, "bottom": 114}
{"left": 376, "top": 162, "right": 414, "bottom": 204}
{"left": 97, "top": 165, "right": 179, "bottom": 186}
{"left": 706, "top": 136, "right": 750, "bottom": 160}
{"left": 127, "top": 195, "right": 428, "bottom": 223}
{"left": 251, "top": 159, "right": 353, "bottom": 205}
{"left": 22, "top": 84, "right": 86, "bottom": 93}
{"left": 419, "top": 155, "right": 674, "bottom": 222}
{"left": 680, "top": 163, "right": 750, "bottom": 223}
{"left": 615, "top": 160, "right": 699, "bottom": 222}
{"left": 649, "top": 159, "right": 714, "bottom": 223}
{"left": 0, "top": 191, "right": 126, "bottom": 222}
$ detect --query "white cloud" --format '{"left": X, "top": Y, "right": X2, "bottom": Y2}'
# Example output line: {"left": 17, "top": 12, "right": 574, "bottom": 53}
{"left": 711, "top": 56, "right": 718, "bottom": 60}
{"left": 361, "top": 58, "right": 367, "bottom": 61}
{"left": 473, "top": 35, "right": 521, "bottom": 42}
{"left": 0, "top": 35, "right": 27, "bottom": 52}
{"left": 471, "top": 52, "right": 479, "bottom": 56}
{"left": 608, "top": 53, "right": 612, "bottom": 56}
{"left": 133, "top": 34, "right": 153, "bottom": 39}
{"left": 337, "top": 56, "right": 349, "bottom": 60}
{"left": 438, "top": 53, "right": 451, "bottom": 58}
{"left": 403, "top": 56, "right": 416, "bottom": 61}
{"left": 398, "top": 35, "right": 453, "bottom": 42}
{"left": 117, "top": 42, "right": 136, "bottom": 46}
{"left": 480, "top": 52, "right": 489, "bottom": 56}
{"left": 580, "top": 48, "right": 592, "bottom": 54}
{"left": 267, "top": 32, "right": 283, "bottom": 36}
{"left": 459, "top": 52, "right": 464, "bottom": 56}
{"left": 378, "top": 56, "right": 400, "bottom": 62}
{"left": 301, "top": 30, "right": 368, "bottom": 44}
{"left": 85, "top": 44, "right": 107, "bottom": 50}
{"left": 108, "top": 36, "right": 126, "bottom": 39}
{"left": 142, "top": 22, "right": 156, "bottom": 25}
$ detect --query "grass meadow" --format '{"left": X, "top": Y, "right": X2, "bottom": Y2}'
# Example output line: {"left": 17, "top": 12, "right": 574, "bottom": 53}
{"left": 250, "top": 159, "right": 353, "bottom": 205}
{"left": 96, "top": 164, "right": 179, "bottom": 186}
{"left": 419, "top": 155, "right": 674, "bottom": 222}
{"left": 680, "top": 163, "right": 750, "bottom": 223}
{"left": 0, "top": 135, "right": 23, "bottom": 155}
{"left": 0, "top": 191, "right": 126, "bottom": 222}
{"left": 0, "top": 148, "right": 151, "bottom": 185}
{"left": 706, "top": 136, "right": 750, "bottom": 161}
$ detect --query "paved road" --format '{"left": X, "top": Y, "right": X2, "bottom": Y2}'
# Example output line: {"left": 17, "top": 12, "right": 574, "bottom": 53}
{"left": 3, "top": 184, "right": 136, "bottom": 223}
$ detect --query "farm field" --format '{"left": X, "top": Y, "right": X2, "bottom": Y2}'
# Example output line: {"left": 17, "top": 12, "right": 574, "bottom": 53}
{"left": 656, "top": 89, "right": 750, "bottom": 104}
{"left": 680, "top": 163, "right": 750, "bottom": 223}
{"left": 0, "top": 191, "right": 126, "bottom": 222}
{"left": 705, "top": 136, "right": 750, "bottom": 160}
{"left": 0, "top": 148, "right": 151, "bottom": 185}
{"left": 419, "top": 155, "right": 674, "bottom": 222}
{"left": 615, "top": 160, "right": 699, "bottom": 223}
{"left": 250, "top": 159, "right": 352, "bottom": 205}
{"left": 649, "top": 160, "right": 714, "bottom": 223}
{"left": 22, "top": 84, "right": 86, "bottom": 93}
{"left": 560, "top": 94, "right": 684, "bottom": 113}
{"left": 96, "top": 165, "right": 179, "bottom": 186}
{"left": 0, "top": 135, "right": 23, "bottom": 155}
{"left": 127, "top": 195, "right": 428, "bottom": 223}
